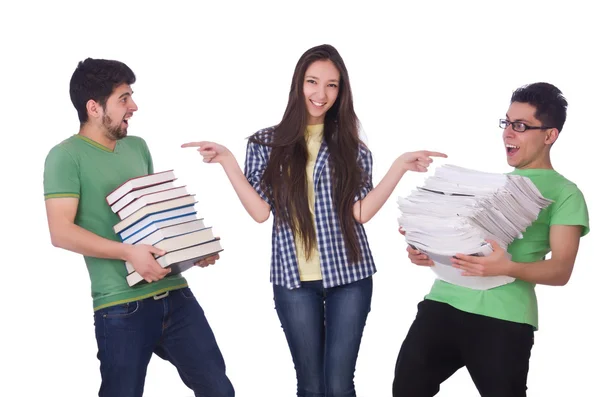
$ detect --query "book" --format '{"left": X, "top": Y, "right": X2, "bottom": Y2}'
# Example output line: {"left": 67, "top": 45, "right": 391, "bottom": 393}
{"left": 113, "top": 195, "right": 197, "bottom": 235}
{"left": 122, "top": 215, "right": 201, "bottom": 244}
{"left": 398, "top": 164, "right": 552, "bottom": 290}
{"left": 107, "top": 169, "right": 224, "bottom": 288}
{"left": 110, "top": 181, "right": 176, "bottom": 214}
{"left": 116, "top": 186, "right": 189, "bottom": 220}
{"left": 125, "top": 226, "right": 215, "bottom": 273}
{"left": 118, "top": 207, "right": 198, "bottom": 241}
{"left": 127, "top": 219, "right": 206, "bottom": 246}
{"left": 106, "top": 170, "right": 176, "bottom": 206}
{"left": 126, "top": 239, "right": 224, "bottom": 286}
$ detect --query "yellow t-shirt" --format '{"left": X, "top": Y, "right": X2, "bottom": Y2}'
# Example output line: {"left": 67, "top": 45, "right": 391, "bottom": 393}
{"left": 295, "top": 124, "right": 324, "bottom": 281}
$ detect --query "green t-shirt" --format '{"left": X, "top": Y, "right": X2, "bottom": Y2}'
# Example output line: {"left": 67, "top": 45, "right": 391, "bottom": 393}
{"left": 44, "top": 134, "right": 188, "bottom": 310}
{"left": 425, "top": 168, "right": 589, "bottom": 329}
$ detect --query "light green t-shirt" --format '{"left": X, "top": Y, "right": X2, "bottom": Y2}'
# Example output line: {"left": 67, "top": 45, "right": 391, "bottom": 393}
{"left": 425, "top": 168, "right": 589, "bottom": 329}
{"left": 44, "top": 134, "right": 188, "bottom": 310}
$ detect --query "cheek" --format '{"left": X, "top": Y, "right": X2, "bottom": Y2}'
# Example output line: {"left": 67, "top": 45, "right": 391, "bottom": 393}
{"left": 327, "top": 88, "right": 339, "bottom": 105}
{"left": 303, "top": 83, "right": 314, "bottom": 99}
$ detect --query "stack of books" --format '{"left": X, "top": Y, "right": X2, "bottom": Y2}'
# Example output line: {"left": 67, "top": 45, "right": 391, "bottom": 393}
{"left": 397, "top": 164, "right": 552, "bottom": 290}
{"left": 107, "top": 170, "right": 223, "bottom": 286}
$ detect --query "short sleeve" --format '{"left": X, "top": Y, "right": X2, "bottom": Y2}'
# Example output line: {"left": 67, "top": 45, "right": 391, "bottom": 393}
{"left": 355, "top": 143, "right": 374, "bottom": 202}
{"left": 43, "top": 145, "right": 80, "bottom": 200}
{"left": 244, "top": 140, "right": 272, "bottom": 207}
{"left": 550, "top": 184, "right": 590, "bottom": 236}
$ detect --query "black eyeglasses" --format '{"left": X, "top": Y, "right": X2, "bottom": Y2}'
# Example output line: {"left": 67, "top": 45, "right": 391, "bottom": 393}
{"left": 499, "top": 119, "right": 554, "bottom": 133}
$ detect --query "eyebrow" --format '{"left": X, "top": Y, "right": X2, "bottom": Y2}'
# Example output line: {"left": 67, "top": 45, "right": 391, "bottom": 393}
{"left": 119, "top": 91, "right": 133, "bottom": 99}
{"left": 505, "top": 114, "right": 531, "bottom": 123}
{"left": 305, "top": 75, "right": 339, "bottom": 83}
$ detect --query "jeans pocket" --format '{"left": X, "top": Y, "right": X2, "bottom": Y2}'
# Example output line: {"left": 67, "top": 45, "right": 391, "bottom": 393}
{"left": 99, "top": 301, "right": 140, "bottom": 319}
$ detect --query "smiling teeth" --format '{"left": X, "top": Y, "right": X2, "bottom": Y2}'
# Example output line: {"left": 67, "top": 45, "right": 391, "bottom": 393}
{"left": 311, "top": 100, "right": 325, "bottom": 107}
{"left": 506, "top": 144, "right": 519, "bottom": 149}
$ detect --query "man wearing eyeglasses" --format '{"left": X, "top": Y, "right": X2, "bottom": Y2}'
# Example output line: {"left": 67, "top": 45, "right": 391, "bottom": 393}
{"left": 393, "top": 82, "right": 589, "bottom": 396}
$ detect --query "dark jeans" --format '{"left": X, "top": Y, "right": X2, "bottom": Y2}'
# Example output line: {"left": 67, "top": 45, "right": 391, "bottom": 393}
{"left": 393, "top": 299, "right": 534, "bottom": 397}
{"left": 94, "top": 287, "right": 234, "bottom": 397}
{"left": 273, "top": 276, "right": 373, "bottom": 397}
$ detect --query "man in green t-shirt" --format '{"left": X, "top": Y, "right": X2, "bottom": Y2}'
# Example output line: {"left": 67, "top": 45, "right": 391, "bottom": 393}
{"left": 393, "top": 82, "right": 589, "bottom": 397}
{"left": 43, "top": 58, "right": 234, "bottom": 397}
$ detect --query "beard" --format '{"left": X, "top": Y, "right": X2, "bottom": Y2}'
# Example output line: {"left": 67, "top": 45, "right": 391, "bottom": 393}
{"left": 102, "top": 113, "right": 128, "bottom": 141}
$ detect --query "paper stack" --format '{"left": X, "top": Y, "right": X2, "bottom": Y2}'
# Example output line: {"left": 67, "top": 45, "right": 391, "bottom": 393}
{"left": 398, "top": 164, "right": 552, "bottom": 290}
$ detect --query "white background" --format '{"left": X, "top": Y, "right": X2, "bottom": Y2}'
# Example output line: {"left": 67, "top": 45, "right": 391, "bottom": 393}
{"left": 1, "top": 1, "right": 598, "bottom": 396}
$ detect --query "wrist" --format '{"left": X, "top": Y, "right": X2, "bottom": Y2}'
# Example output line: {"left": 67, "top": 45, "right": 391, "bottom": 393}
{"left": 221, "top": 151, "right": 236, "bottom": 167}
{"left": 119, "top": 243, "right": 134, "bottom": 262}
{"left": 505, "top": 259, "right": 519, "bottom": 278}
{"left": 221, "top": 154, "right": 240, "bottom": 173}
{"left": 392, "top": 158, "right": 408, "bottom": 176}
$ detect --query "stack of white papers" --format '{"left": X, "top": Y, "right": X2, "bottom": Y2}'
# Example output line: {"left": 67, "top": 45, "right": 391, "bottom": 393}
{"left": 398, "top": 165, "right": 553, "bottom": 290}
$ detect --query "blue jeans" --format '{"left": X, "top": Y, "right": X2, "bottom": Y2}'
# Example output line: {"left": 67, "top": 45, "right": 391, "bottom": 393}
{"left": 273, "top": 277, "right": 373, "bottom": 397}
{"left": 93, "top": 287, "right": 234, "bottom": 397}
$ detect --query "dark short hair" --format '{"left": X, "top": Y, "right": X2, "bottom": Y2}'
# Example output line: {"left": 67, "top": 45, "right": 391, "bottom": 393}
{"left": 511, "top": 82, "right": 568, "bottom": 132}
{"left": 69, "top": 58, "right": 136, "bottom": 123}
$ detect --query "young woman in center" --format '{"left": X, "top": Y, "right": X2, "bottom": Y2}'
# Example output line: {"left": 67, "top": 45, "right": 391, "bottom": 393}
{"left": 182, "top": 44, "right": 446, "bottom": 397}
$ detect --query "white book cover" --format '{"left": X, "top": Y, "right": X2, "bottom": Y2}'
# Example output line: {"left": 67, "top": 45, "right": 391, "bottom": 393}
{"left": 126, "top": 239, "right": 223, "bottom": 286}
{"left": 114, "top": 195, "right": 197, "bottom": 235}
{"left": 125, "top": 226, "right": 214, "bottom": 274}
{"left": 118, "top": 206, "right": 198, "bottom": 241}
{"left": 122, "top": 214, "right": 199, "bottom": 244}
{"left": 110, "top": 181, "right": 176, "bottom": 213}
{"left": 117, "top": 186, "right": 189, "bottom": 220}
{"left": 106, "top": 170, "right": 176, "bottom": 205}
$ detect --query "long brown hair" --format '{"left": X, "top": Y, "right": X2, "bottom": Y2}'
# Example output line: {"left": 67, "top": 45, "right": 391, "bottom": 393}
{"left": 250, "top": 44, "right": 365, "bottom": 264}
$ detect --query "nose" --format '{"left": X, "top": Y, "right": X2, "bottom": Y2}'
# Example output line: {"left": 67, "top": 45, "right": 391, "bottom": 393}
{"left": 503, "top": 124, "right": 516, "bottom": 139}
{"left": 314, "top": 84, "right": 327, "bottom": 101}
{"left": 129, "top": 99, "right": 139, "bottom": 112}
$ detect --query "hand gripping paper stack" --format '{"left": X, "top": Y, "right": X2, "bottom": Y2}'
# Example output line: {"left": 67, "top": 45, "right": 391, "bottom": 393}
{"left": 397, "top": 164, "right": 553, "bottom": 290}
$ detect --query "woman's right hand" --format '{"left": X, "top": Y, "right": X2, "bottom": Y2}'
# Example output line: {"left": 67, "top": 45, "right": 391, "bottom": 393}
{"left": 181, "top": 141, "right": 232, "bottom": 165}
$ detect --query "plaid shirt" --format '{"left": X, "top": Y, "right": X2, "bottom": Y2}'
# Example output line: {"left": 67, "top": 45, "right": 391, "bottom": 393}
{"left": 244, "top": 127, "right": 377, "bottom": 289}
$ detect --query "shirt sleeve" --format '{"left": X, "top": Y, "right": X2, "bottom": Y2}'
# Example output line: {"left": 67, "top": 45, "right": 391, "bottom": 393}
{"left": 244, "top": 139, "right": 272, "bottom": 207}
{"left": 43, "top": 145, "right": 80, "bottom": 200}
{"left": 355, "top": 143, "right": 374, "bottom": 202}
{"left": 550, "top": 183, "right": 590, "bottom": 236}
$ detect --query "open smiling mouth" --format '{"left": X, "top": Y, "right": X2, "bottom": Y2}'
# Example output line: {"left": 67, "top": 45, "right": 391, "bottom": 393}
{"left": 506, "top": 144, "right": 520, "bottom": 156}
{"left": 310, "top": 99, "right": 326, "bottom": 108}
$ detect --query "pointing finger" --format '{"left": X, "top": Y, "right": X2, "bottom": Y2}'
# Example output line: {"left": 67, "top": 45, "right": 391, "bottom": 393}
{"left": 423, "top": 151, "right": 448, "bottom": 158}
{"left": 181, "top": 141, "right": 209, "bottom": 148}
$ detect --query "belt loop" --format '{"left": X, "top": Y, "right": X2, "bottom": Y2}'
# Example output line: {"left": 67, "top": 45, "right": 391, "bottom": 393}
{"left": 153, "top": 291, "right": 169, "bottom": 300}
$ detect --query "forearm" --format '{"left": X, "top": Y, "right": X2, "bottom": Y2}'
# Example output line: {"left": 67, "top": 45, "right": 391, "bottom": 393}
{"left": 222, "top": 156, "right": 271, "bottom": 223}
{"left": 507, "top": 257, "right": 573, "bottom": 286}
{"left": 50, "top": 223, "right": 129, "bottom": 260}
{"left": 354, "top": 160, "right": 406, "bottom": 223}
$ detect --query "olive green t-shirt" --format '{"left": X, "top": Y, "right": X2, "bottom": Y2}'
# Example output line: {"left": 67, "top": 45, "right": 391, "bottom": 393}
{"left": 425, "top": 168, "right": 589, "bottom": 329}
{"left": 44, "top": 135, "right": 188, "bottom": 310}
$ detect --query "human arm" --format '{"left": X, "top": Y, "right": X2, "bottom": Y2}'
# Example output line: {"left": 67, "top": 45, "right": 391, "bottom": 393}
{"left": 451, "top": 226, "right": 582, "bottom": 286}
{"left": 181, "top": 140, "right": 271, "bottom": 223}
{"left": 45, "top": 197, "right": 170, "bottom": 282}
{"left": 353, "top": 150, "right": 447, "bottom": 224}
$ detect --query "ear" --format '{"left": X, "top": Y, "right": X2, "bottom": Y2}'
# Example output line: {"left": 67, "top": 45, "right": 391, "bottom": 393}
{"left": 545, "top": 128, "right": 559, "bottom": 145}
{"left": 85, "top": 99, "right": 103, "bottom": 121}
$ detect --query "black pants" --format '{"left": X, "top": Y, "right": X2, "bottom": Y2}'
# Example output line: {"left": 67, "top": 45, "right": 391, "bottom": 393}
{"left": 393, "top": 300, "right": 534, "bottom": 397}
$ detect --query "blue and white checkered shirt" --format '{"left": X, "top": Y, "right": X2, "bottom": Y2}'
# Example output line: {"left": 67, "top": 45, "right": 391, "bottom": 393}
{"left": 244, "top": 127, "right": 377, "bottom": 289}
